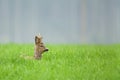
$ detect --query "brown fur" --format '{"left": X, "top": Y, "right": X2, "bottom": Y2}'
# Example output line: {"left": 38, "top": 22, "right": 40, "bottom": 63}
{"left": 20, "top": 34, "right": 48, "bottom": 60}
{"left": 34, "top": 34, "right": 48, "bottom": 59}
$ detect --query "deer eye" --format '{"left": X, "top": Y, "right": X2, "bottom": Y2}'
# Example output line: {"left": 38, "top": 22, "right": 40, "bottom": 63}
{"left": 40, "top": 43, "right": 43, "bottom": 44}
{"left": 40, "top": 45, "right": 43, "bottom": 47}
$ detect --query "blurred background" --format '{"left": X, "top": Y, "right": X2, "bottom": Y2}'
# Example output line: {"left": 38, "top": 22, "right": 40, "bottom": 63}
{"left": 0, "top": 0, "right": 120, "bottom": 44}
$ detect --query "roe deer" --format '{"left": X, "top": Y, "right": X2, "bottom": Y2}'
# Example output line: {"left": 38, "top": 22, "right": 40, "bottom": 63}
{"left": 20, "top": 34, "right": 48, "bottom": 60}
{"left": 34, "top": 34, "right": 48, "bottom": 59}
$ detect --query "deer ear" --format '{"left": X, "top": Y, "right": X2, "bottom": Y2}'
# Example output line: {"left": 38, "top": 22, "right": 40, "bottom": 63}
{"left": 38, "top": 33, "right": 43, "bottom": 39}
{"left": 35, "top": 36, "right": 38, "bottom": 42}
{"left": 35, "top": 36, "right": 37, "bottom": 39}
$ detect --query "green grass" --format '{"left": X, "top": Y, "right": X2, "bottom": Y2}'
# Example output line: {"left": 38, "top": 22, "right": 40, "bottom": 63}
{"left": 0, "top": 44, "right": 120, "bottom": 80}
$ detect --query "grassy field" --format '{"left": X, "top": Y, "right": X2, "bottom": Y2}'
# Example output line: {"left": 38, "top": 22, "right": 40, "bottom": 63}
{"left": 0, "top": 44, "right": 120, "bottom": 80}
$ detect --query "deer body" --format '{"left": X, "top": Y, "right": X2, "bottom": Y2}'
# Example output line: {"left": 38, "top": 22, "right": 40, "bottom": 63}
{"left": 34, "top": 34, "right": 48, "bottom": 59}
{"left": 20, "top": 34, "right": 48, "bottom": 60}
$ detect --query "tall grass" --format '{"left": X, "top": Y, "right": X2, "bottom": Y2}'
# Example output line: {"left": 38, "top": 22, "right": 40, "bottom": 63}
{"left": 0, "top": 44, "right": 119, "bottom": 80}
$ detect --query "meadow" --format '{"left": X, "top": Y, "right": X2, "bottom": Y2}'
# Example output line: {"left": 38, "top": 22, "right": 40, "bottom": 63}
{"left": 0, "top": 44, "right": 119, "bottom": 80}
